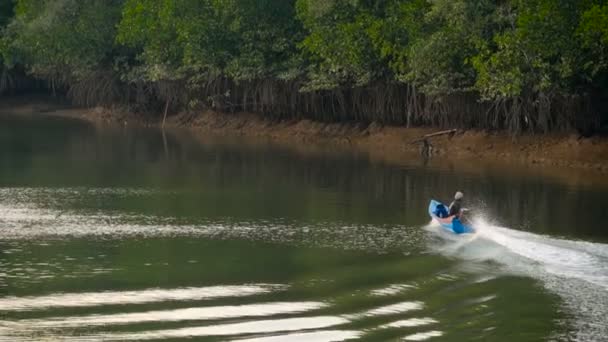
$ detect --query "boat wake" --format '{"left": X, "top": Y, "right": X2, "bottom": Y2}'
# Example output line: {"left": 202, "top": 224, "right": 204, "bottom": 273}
{"left": 426, "top": 218, "right": 608, "bottom": 341}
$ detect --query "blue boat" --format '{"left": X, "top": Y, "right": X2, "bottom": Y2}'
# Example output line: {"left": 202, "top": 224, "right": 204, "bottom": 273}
{"left": 428, "top": 200, "right": 474, "bottom": 234}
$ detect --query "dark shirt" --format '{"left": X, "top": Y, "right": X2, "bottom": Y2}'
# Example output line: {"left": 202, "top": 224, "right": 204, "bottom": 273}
{"left": 435, "top": 204, "right": 449, "bottom": 218}
{"left": 448, "top": 199, "right": 462, "bottom": 217}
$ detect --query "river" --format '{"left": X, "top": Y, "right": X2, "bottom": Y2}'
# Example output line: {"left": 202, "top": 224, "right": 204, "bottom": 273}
{"left": 0, "top": 113, "right": 607, "bottom": 341}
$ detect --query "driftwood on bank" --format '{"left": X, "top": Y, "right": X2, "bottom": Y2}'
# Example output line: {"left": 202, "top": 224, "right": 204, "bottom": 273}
{"left": 411, "top": 129, "right": 458, "bottom": 144}
{"left": 411, "top": 129, "right": 458, "bottom": 158}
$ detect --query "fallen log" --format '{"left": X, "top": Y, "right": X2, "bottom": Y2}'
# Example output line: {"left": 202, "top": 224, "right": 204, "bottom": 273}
{"left": 410, "top": 129, "right": 458, "bottom": 158}
{"left": 410, "top": 129, "right": 457, "bottom": 144}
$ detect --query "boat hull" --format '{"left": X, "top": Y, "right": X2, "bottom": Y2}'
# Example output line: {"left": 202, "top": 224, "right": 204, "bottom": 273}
{"left": 428, "top": 200, "right": 474, "bottom": 234}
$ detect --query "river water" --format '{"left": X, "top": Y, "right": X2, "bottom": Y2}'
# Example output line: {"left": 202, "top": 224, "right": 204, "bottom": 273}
{"left": 0, "top": 113, "right": 607, "bottom": 341}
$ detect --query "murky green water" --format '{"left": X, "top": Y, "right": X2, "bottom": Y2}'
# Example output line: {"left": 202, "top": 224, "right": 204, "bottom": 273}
{"left": 0, "top": 114, "right": 607, "bottom": 341}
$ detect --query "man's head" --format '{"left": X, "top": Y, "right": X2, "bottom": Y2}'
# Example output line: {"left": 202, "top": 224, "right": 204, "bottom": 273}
{"left": 455, "top": 191, "right": 464, "bottom": 200}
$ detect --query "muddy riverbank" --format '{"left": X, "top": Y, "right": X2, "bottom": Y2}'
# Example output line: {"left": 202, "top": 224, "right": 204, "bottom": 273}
{"left": 2, "top": 98, "right": 607, "bottom": 176}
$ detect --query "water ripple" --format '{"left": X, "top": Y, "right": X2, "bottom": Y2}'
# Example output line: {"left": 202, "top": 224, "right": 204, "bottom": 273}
{"left": 0, "top": 285, "right": 284, "bottom": 312}
{"left": 8, "top": 301, "right": 327, "bottom": 329}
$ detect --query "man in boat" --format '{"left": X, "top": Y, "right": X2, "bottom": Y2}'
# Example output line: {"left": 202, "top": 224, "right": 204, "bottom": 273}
{"left": 448, "top": 191, "right": 464, "bottom": 217}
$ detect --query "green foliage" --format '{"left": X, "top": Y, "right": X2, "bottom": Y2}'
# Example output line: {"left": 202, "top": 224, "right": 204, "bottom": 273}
{"left": 295, "top": 0, "right": 498, "bottom": 95}
{"left": 1, "top": 0, "right": 122, "bottom": 82}
{"left": 296, "top": 0, "right": 390, "bottom": 90}
{"left": 0, "top": 0, "right": 605, "bottom": 131}
{"left": 578, "top": 4, "right": 608, "bottom": 76}
{"left": 365, "top": 0, "right": 428, "bottom": 78}
{"left": 223, "top": 0, "right": 302, "bottom": 81}
{"left": 402, "top": 0, "right": 497, "bottom": 95}
{"left": 117, "top": 0, "right": 299, "bottom": 84}
{"left": 580, "top": 4, "right": 608, "bottom": 44}
{"left": 472, "top": 0, "right": 592, "bottom": 99}
{"left": 0, "top": 0, "right": 14, "bottom": 28}
{"left": 0, "top": 0, "right": 14, "bottom": 73}
{"left": 116, "top": 0, "right": 194, "bottom": 82}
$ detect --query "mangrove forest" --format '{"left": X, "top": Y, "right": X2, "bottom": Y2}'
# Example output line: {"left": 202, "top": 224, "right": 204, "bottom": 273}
{"left": 1, "top": 0, "right": 607, "bottom": 134}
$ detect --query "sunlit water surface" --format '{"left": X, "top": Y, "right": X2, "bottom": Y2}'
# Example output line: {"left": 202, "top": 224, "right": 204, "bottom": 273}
{"left": 0, "top": 114, "right": 607, "bottom": 341}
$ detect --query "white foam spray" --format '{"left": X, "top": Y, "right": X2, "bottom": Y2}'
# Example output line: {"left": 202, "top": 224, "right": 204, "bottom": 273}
{"left": 426, "top": 216, "right": 608, "bottom": 341}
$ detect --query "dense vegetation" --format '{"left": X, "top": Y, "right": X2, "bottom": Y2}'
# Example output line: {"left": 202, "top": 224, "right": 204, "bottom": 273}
{"left": 1, "top": 0, "right": 607, "bottom": 133}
